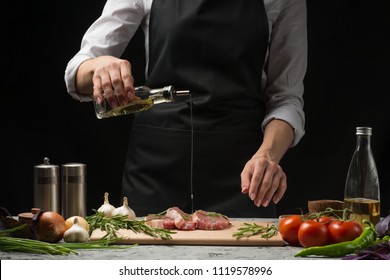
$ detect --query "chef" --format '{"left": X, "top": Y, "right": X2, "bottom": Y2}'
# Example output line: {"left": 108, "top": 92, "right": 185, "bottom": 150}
{"left": 65, "top": 0, "right": 307, "bottom": 217}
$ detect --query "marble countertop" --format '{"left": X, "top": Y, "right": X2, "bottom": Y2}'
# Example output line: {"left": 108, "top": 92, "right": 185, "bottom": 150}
{"left": 0, "top": 242, "right": 307, "bottom": 260}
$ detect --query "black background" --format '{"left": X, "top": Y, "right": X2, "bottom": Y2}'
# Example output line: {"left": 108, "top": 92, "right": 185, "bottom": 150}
{"left": 2, "top": 0, "right": 389, "bottom": 218}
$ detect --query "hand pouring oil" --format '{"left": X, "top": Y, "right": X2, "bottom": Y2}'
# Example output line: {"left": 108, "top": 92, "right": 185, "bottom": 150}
{"left": 94, "top": 85, "right": 190, "bottom": 119}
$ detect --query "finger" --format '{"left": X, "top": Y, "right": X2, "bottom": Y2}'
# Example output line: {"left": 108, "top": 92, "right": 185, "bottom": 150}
{"left": 248, "top": 164, "right": 266, "bottom": 202}
{"left": 260, "top": 171, "right": 282, "bottom": 207}
{"left": 100, "top": 72, "right": 117, "bottom": 108}
{"left": 110, "top": 60, "right": 134, "bottom": 105}
{"left": 272, "top": 173, "right": 287, "bottom": 204}
{"left": 253, "top": 163, "right": 279, "bottom": 207}
{"left": 109, "top": 66, "right": 128, "bottom": 106}
{"left": 240, "top": 164, "right": 251, "bottom": 194}
{"left": 92, "top": 76, "right": 103, "bottom": 104}
{"left": 119, "top": 61, "right": 135, "bottom": 100}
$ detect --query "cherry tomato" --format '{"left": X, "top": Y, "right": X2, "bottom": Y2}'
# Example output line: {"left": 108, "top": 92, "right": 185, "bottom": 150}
{"left": 278, "top": 215, "right": 303, "bottom": 245}
{"left": 298, "top": 220, "right": 329, "bottom": 248}
{"left": 318, "top": 216, "right": 334, "bottom": 228}
{"left": 328, "top": 220, "right": 363, "bottom": 243}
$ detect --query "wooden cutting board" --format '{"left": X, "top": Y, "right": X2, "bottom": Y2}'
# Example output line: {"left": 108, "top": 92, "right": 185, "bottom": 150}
{"left": 90, "top": 221, "right": 285, "bottom": 246}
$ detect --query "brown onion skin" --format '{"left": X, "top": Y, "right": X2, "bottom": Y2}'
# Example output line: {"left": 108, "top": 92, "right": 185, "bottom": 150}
{"left": 34, "top": 211, "right": 66, "bottom": 243}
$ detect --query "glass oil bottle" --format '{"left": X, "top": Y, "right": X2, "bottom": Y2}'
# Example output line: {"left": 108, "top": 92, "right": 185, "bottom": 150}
{"left": 344, "top": 127, "right": 381, "bottom": 226}
{"left": 94, "top": 85, "right": 190, "bottom": 119}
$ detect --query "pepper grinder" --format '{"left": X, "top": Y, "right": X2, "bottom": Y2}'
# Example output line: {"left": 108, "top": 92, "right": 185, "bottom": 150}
{"left": 61, "top": 163, "right": 87, "bottom": 219}
{"left": 33, "top": 157, "right": 60, "bottom": 212}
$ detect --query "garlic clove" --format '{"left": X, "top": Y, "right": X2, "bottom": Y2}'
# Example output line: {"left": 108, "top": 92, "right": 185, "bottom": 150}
{"left": 63, "top": 217, "right": 90, "bottom": 243}
{"left": 65, "top": 215, "right": 90, "bottom": 232}
{"left": 112, "top": 197, "right": 136, "bottom": 220}
{"left": 97, "top": 192, "right": 116, "bottom": 217}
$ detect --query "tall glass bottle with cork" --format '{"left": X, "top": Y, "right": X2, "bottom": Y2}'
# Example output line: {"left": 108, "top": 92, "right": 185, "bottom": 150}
{"left": 344, "top": 127, "right": 381, "bottom": 225}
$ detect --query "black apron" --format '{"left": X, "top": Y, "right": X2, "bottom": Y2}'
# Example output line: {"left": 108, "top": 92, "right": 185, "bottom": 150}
{"left": 122, "top": 0, "right": 276, "bottom": 218}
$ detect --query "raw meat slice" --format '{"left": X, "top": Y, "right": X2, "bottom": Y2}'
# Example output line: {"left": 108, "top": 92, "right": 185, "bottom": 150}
{"left": 144, "top": 207, "right": 230, "bottom": 231}
{"left": 165, "top": 207, "right": 196, "bottom": 230}
{"left": 178, "top": 220, "right": 197, "bottom": 230}
{"left": 144, "top": 218, "right": 176, "bottom": 229}
{"left": 192, "top": 210, "right": 230, "bottom": 230}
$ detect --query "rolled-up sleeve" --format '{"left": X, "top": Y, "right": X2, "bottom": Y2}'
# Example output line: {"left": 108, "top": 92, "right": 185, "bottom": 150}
{"left": 64, "top": 0, "right": 147, "bottom": 102}
{"left": 262, "top": 0, "right": 307, "bottom": 147}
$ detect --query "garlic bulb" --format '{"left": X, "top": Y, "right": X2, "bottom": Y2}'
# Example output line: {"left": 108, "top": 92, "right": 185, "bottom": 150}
{"left": 97, "top": 192, "right": 116, "bottom": 217}
{"left": 112, "top": 197, "right": 136, "bottom": 220}
{"left": 63, "top": 217, "right": 89, "bottom": 243}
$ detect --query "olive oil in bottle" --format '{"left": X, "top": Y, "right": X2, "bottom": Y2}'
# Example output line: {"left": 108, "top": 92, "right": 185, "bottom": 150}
{"left": 344, "top": 127, "right": 381, "bottom": 226}
{"left": 344, "top": 198, "right": 380, "bottom": 226}
{"left": 94, "top": 85, "right": 190, "bottom": 119}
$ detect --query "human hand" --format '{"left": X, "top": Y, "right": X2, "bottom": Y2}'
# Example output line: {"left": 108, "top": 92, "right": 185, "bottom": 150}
{"left": 91, "top": 56, "right": 135, "bottom": 108}
{"left": 241, "top": 156, "right": 287, "bottom": 207}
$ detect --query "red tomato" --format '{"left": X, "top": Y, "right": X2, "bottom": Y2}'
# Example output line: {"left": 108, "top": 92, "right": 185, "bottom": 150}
{"left": 318, "top": 216, "right": 334, "bottom": 228}
{"left": 278, "top": 215, "right": 303, "bottom": 245}
{"left": 298, "top": 220, "right": 329, "bottom": 248}
{"left": 328, "top": 220, "right": 363, "bottom": 243}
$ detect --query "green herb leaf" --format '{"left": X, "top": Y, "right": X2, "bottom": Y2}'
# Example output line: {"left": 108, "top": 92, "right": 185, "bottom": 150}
{"left": 85, "top": 210, "right": 175, "bottom": 241}
{"left": 233, "top": 223, "right": 278, "bottom": 239}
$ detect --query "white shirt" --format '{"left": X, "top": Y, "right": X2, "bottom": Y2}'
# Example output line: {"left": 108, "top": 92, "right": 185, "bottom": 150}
{"left": 64, "top": 0, "right": 307, "bottom": 146}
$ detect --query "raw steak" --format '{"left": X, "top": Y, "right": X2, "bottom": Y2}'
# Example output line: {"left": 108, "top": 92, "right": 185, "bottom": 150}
{"left": 192, "top": 210, "right": 230, "bottom": 230}
{"left": 165, "top": 207, "right": 197, "bottom": 230}
{"left": 144, "top": 207, "right": 230, "bottom": 231}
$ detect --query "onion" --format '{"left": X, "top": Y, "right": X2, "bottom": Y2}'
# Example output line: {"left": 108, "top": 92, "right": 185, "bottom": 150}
{"left": 33, "top": 211, "right": 66, "bottom": 243}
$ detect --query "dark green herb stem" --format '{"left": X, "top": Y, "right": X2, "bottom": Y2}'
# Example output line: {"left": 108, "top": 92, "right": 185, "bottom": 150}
{"left": 86, "top": 210, "right": 174, "bottom": 240}
{"left": 306, "top": 207, "right": 354, "bottom": 222}
{"left": 0, "top": 236, "right": 78, "bottom": 255}
{"left": 233, "top": 223, "right": 278, "bottom": 239}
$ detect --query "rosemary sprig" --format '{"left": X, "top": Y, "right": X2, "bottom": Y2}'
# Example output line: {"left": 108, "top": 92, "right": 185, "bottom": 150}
{"left": 86, "top": 210, "right": 175, "bottom": 240}
{"left": 233, "top": 223, "right": 278, "bottom": 239}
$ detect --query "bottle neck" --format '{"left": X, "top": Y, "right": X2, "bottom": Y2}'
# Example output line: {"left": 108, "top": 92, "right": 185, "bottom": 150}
{"left": 149, "top": 86, "right": 175, "bottom": 103}
{"left": 356, "top": 134, "right": 371, "bottom": 151}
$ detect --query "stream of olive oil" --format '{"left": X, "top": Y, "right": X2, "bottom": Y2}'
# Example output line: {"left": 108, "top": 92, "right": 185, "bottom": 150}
{"left": 99, "top": 92, "right": 194, "bottom": 212}
{"left": 188, "top": 94, "right": 194, "bottom": 213}
{"left": 344, "top": 197, "right": 381, "bottom": 226}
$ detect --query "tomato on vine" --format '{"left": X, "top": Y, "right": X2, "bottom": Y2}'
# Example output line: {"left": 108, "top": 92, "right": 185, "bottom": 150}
{"left": 298, "top": 220, "right": 329, "bottom": 248}
{"left": 280, "top": 207, "right": 364, "bottom": 248}
{"left": 317, "top": 216, "right": 334, "bottom": 227}
{"left": 328, "top": 220, "right": 362, "bottom": 243}
{"left": 278, "top": 214, "right": 303, "bottom": 246}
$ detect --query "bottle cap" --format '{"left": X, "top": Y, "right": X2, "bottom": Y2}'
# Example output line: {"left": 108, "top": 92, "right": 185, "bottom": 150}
{"left": 356, "top": 127, "right": 372, "bottom": 135}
